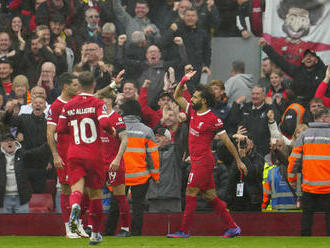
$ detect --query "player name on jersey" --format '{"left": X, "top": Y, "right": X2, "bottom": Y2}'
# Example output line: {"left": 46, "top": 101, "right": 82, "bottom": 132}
{"left": 67, "top": 107, "right": 96, "bottom": 116}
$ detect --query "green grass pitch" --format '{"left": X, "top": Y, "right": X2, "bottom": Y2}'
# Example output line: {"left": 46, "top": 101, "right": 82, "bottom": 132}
{"left": 0, "top": 236, "right": 329, "bottom": 248}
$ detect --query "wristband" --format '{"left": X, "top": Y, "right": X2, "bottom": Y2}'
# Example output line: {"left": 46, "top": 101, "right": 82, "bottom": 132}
{"left": 109, "top": 80, "right": 117, "bottom": 89}
{"left": 179, "top": 75, "right": 188, "bottom": 86}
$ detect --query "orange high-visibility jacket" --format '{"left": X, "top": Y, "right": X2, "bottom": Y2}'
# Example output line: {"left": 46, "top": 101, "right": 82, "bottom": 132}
{"left": 288, "top": 122, "right": 330, "bottom": 194}
{"left": 123, "top": 115, "right": 159, "bottom": 186}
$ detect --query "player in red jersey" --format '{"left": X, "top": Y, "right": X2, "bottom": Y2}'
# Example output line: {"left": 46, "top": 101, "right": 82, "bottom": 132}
{"left": 98, "top": 89, "right": 131, "bottom": 237}
{"left": 46, "top": 72, "right": 88, "bottom": 238}
{"left": 167, "top": 70, "right": 248, "bottom": 239}
{"left": 57, "top": 71, "right": 114, "bottom": 245}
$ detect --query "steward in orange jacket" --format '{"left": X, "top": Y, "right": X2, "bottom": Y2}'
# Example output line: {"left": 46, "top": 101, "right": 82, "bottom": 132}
{"left": 287, "top": 107, "right": 330, "bottom": 236}
{"left": 120, "top": 99, "right": 159, "bottom": 236}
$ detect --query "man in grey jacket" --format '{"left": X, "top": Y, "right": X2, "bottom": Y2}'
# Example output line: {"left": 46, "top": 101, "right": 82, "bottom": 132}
{"left": 225, "top": 60, "right": 255, "bottom": 107}
{"left": 112, "top": 0, "right": 161, "bottom": 44}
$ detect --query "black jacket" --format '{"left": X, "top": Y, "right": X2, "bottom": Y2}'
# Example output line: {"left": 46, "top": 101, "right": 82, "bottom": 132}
{"left": 263, "top": 45, "right": 328, "bottom": 106}
{"left": 4, "top": 112, "right": 51, "bottom": 169}
{"left": 0, "top": 146, "right": 32, "bottom": 208}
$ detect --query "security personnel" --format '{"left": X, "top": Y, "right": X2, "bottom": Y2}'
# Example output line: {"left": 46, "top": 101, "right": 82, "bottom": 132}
{"left": 120, "top": 99, "right": 159, "bottom": 236}
{"left": 288, "top": 107, "right": 330, "bottom": 236}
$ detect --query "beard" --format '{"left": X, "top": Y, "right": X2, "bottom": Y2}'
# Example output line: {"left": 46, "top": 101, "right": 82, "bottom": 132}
{"left": 192, "top": 102, "right": 202, "bottom": 111}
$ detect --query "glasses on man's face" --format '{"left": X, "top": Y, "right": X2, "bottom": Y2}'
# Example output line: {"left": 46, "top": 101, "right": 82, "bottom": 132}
{"left": 88, "top": 15, "right": 99, "bottom": 19}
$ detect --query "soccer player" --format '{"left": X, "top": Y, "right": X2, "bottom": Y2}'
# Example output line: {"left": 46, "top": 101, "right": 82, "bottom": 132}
{"left": 46, "top": 72, "right": 88, "bottom": 238}
{"left": 167, "top": 70, "right": 248, "bottom": 238}
{"left": 98, "top": 90, "right": 131, "bottom": 237}
{"left": 57, "top": 71, "right": 114, "bottom": 245}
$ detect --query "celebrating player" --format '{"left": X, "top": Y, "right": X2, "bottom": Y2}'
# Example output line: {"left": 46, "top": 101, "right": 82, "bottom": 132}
{"left": 167, "top": 70, "right": 248, "bottom": 238}
{"left": 57, "top": 71, "right": 114, "bottom": 245}
{"left": 46, "top": 72, "right": 89, "bottom": 238}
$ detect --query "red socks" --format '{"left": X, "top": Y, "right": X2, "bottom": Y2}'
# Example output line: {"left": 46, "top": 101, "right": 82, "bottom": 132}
{"left": 209, "top": 197, "right": 236, "bottom": 228}
{"left": 88, "top": 199, "right": 104, "bottom": 233}
{"left": 180, "top": 196, "right": 197, "bottom": 233}
{"left": 115, "top": 195, "right": 130, "bottom": 228}
{"left": 60, "top": 194, "right": 70, "bottom": 223}
{"left": 70, "top": 190, "right": 82, "bottom": 207}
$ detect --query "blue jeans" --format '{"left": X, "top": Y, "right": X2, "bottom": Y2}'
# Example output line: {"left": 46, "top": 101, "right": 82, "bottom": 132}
{"left": 0, "top": 195, "right": 29, "bottom": 213}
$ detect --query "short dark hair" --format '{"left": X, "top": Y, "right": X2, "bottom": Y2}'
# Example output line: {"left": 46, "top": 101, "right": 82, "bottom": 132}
{"left": 58, "top": 72, "right": 77, "bottom": 89}
{"left": 277, "top": 0, "right": 324, "bottom": 25}
{"left": 78, "top": 71, "right": 94, "bottom": 89}
{"left": 136, "top": 0, "right": 149, "bottom": 7}
{"left": 232, "top": 60, "right": 245, "bottom": 73}
{"left": 195, "top": 85, "right": 216, "bottom": 108}
{"left": 314, "top": 106, "right": 330, "bottom": 121}
{"left": 119, "top": 99, "right": 142, "bottom": 117}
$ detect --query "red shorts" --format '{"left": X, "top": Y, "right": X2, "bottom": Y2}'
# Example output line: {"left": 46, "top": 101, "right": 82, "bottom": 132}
{"left": 68, "top": 158, "right": 105, "bottom": 189}
{"left": 187, "top": 166, "right": 215, "bottom": 191}
{"left": 105, "top": 159, "right": 125, "bottom": 186}
{"left": 56, "top": 165, "right": 69, "bottom": 185}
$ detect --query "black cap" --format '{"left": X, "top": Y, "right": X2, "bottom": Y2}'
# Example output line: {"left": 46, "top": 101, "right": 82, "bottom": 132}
{"left": 303, "top": 49, "right": 317, "bottom": 57}
{"left": 0, "top": 132, "right": 15, "bottom": 142}
{"left": 0, "top": 57, "right": 13, "bottom": 67}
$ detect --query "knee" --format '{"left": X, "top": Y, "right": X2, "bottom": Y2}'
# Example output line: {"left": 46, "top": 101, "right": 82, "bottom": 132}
{"left": 86, "top": 187, "right": 102, "bottom": 200}
{"left": 186, "top": 187, "right": 199, "bottom": 196}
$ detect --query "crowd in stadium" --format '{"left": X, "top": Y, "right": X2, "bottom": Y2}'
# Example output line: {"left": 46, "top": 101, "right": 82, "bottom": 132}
{"left": 0, "top": 0, "right": 329, "bottom": 241}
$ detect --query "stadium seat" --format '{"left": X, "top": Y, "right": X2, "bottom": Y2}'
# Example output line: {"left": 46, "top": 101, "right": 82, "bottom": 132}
{"left": 29, "top": 193, "right": 54, "bottom": 213}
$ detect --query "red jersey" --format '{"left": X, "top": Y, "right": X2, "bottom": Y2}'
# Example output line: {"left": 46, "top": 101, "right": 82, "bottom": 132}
{"left": 57, "top": 93, "right": 111, "bottom": 161}
{"left": 47, "top": 97, "right": 70, "bottom": 160}
{"left": 185, "top": 103, "right": 225, "bottom": 168}
{"left": 101, "top": 110, "right": 126, "bottom": 163}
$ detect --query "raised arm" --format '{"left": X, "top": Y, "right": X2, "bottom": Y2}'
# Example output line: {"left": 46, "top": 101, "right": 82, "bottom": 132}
{"left": 174, "top": 70, "right": 196, "bottom": 111}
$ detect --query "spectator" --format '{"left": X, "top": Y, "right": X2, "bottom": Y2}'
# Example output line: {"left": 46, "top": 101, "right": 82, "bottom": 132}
{"left": 262, "top": 137, "right": 299, "bottom": 210}
{"left": 147, "top": 126, "right": 183, "bottom": 213}
{"left": 76, "top": 42, "right": 112, "bottom": 92}
{"left": 258, "top": 38, "right": 328, "bottom": 107}
{"left": 209, "top": 80, "right": 230, "bottom": 122}
{"left": 225, "top": 60, "right": 255, "bottom": 107}
{"left": 19, "top": 85, "right": 50, "bottom": 116}
{"left": 236, "top": 0, "right": 264, "bottom": 38}
{"left": 0, "top": 57, "right": 14, "bottom": 96}
{"left": 19, "top": 33, "right": 56, "bottom": 84}
{"left": 288, "top": 107, "right": 330, "bottom": 236}
{"left": 227, "top": 85, "right": 280, "bottom": 156}
{"left": 163, "top": 8, "right": 211, "bottom": 91}
{"left": 149, "top": 0, "right": 179, "bottom": 35}
{"left": 75, "top": 8, "right": 102, "bottom": 49}
{"left": 4, "top": 95, "right": 51, "bottom": 193}
{"left": 138, "top": 44, "right": 187, "bottom": 109}
{"left": 35, "top": 0, "right": 81, "bottom": 29}
{"left": 214, "top": 0, "right": 240, "bottom": 37}
{"left": 258, "top": 57, "right": 272, "bottom": 88}
{"left": 37, "top": 61, "right": 60, "bottom": 103}
{"left": 100, "top": 23, "right": 117, "bottom": 68}
{"left": 120, "top": 99, "right": 159, "bottom": 236}
{"left": 112, "top": 0, "right": 161, "bottom": 45}
{"left": 4, "top": 75, "right": 31, "bottom": 106}
{"left": 265, "top": 69, "right": 289, "bottom": 115}
{"left": 226, "top": 135, "right": 264, "bottom": 211}
{"left": 7, "top": 15, "right": 30, "bottom": 51}
{"left": 35, "top": 25, "right": 51, "bottom": 48}
{"left": 192, "top": 0, "right": 220, "bottom": 36}
{"left": 302, "top": 97, "right": 324, "bottom": 124}
{"left": 315, "top": 66, "right": 330, "bottom": 108}
{"left": 138, "top": 79, "right": 174, "bottom": 128}
{"left": 0, "top": 132, "right": 32, "bottom": 214}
